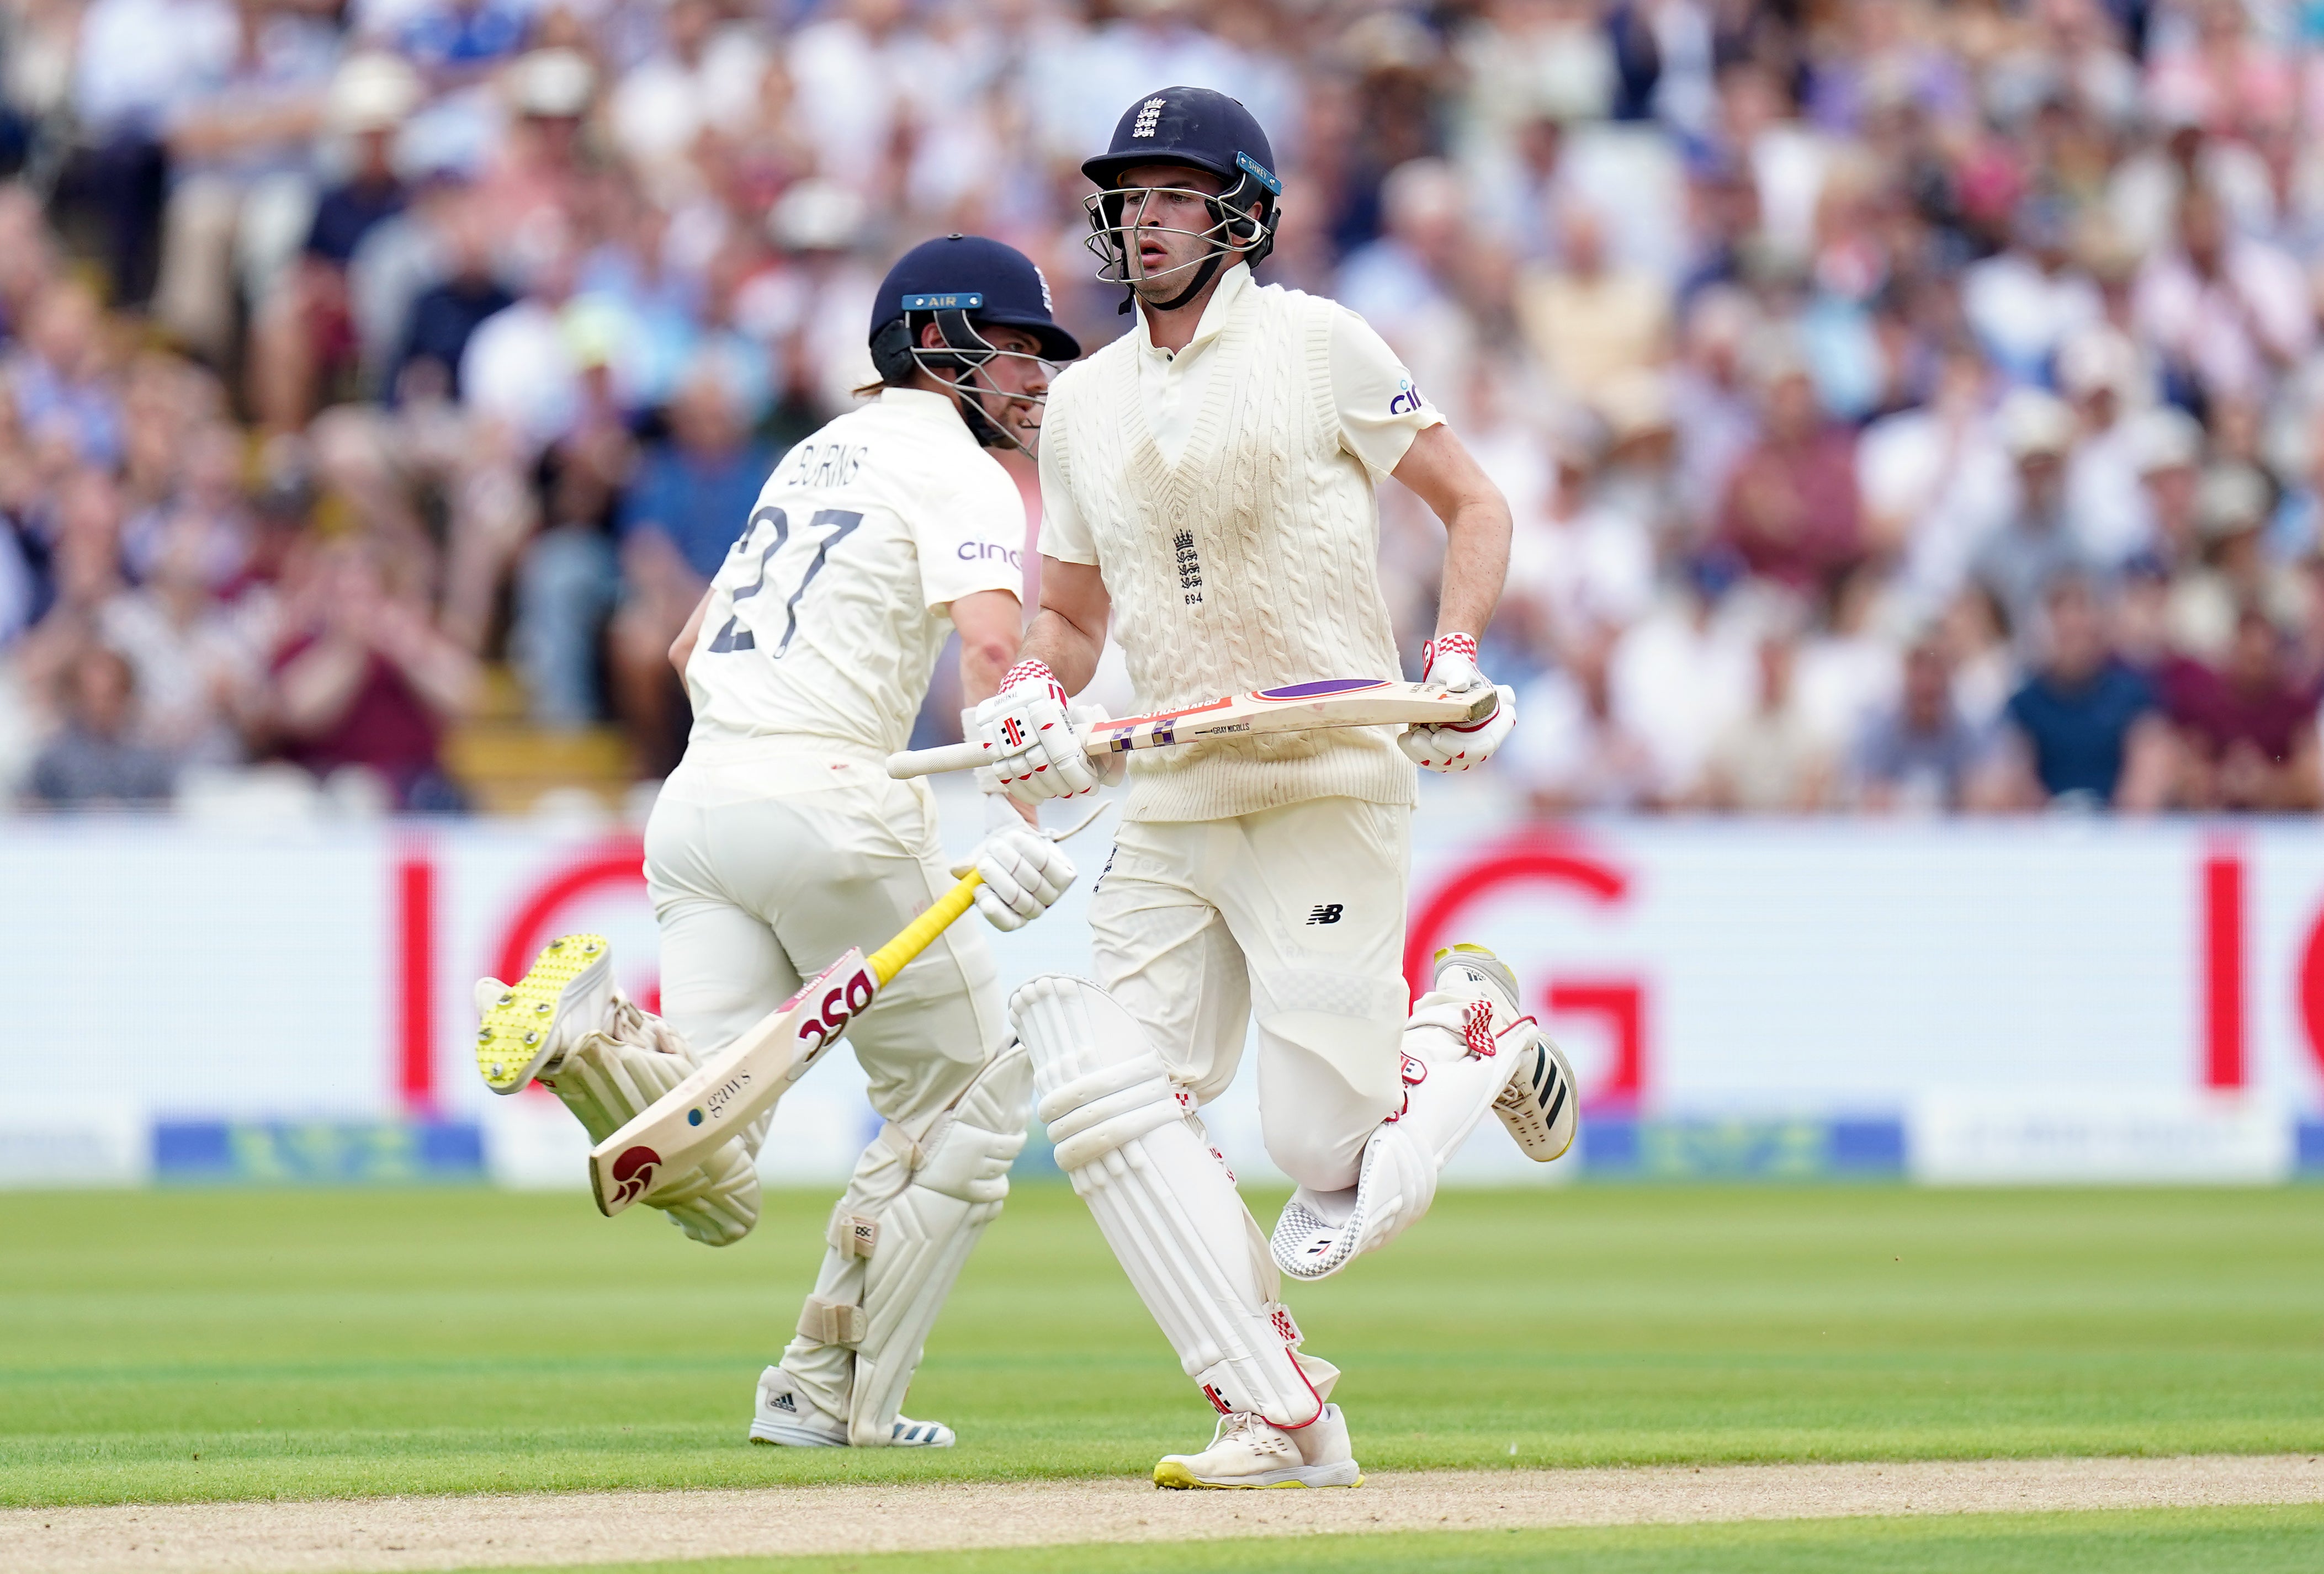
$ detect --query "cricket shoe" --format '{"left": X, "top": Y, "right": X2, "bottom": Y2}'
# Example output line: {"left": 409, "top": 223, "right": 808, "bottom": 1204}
{"left": 1434, "top": 943, "right": 1578, "bottom": 1162}
{"left": 747, "top": 1367, "right": 954, "bottom": 1448}
{"left": 474, "top": 933, "right": 614, "bottom": 1093}
{"left": 1153, "top": 1405, "right": 1362, "bottom": 1490}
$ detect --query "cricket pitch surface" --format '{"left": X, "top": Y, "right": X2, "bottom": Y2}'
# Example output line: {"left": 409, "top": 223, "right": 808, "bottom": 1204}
{"left": 8, "top": 1455, "right": 2322, "bottom": 1573}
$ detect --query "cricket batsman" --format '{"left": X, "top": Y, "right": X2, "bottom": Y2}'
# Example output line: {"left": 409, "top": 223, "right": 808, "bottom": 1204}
{"left": 974, "top": 88, "right": 1580, "bottom": 1488}
{"left": 474, "top": 236, "right": 1083, "bottom": 1449}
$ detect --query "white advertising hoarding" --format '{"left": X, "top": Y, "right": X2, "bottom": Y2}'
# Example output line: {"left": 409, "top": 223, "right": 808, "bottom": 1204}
{"left": 4, "top": 788, "right": 2321, "bottom": 1185}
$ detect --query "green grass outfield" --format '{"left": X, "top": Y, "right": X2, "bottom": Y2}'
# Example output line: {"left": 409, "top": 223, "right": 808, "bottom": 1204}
{"left": 4, "top": 1184, "right": 2321, "bottom": 1507}
{"left": 454, "top": 1507, "right": 2324, "bottom": 1574}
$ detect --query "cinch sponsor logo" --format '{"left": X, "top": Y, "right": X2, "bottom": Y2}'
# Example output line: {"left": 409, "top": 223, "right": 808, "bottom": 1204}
{"left": 1388, "top": 379, "right": 1426, "bottom": 416}
{"left": 957, "top": 540, "right": 1023, "bottom": 566}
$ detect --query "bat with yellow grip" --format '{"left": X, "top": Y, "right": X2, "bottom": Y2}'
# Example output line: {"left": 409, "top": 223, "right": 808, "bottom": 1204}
{"left": 587, "top": 871, "right": 984, "bottom": 1218}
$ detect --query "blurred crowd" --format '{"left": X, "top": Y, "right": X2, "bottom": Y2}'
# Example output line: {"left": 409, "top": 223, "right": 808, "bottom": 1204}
{"left": 9, "top": 0, "right": 2324, "bottom": 816}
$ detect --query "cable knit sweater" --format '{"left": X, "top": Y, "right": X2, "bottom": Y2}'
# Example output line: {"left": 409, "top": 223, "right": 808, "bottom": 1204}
{"left": 1042, "top": 281, "right": 1415, "bottom": 822}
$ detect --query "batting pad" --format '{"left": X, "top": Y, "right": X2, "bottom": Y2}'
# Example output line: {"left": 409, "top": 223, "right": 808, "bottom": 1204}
{"left": 841, "top": 1043, "right": 1032, "bottom": 1445}
{"left": 1271, "top": 992, "right": 1514, "bottom": 1281}
{"left": 1012, "top": 974, "right": 1329, "bottom": 1430}
{"left": 540, "top": 1001, "right": 769, "bottom": 1247}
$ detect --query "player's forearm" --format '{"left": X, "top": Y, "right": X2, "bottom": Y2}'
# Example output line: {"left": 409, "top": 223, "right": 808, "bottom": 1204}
{"left": 1020, "top": 608, "right": 1102, "bottom": 694}
{"left": 1391, "top": 424, "right": 1510, "bottom": 643}
{"left": 1021, "top": 558, "right": 1111, "bottom": 695}
{"left": 1433, "top": 491, "right": 1510, "bottom": 641}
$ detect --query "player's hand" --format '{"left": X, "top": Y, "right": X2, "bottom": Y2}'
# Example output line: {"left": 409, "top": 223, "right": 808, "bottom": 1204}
{"left": 952, "top": 823, "right": 1078, "bottom": 932}
{"left": 1070, "top": 701, "right": 1127, "bottom": 788}
{"left": 972, "top": 659, "right": 1100, "bottom": 803}
{"left": 1400, "top": 632, "right": 1516, "bottom": 772}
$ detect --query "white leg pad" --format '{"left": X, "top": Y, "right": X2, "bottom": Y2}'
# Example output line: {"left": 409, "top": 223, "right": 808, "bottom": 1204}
{"left": 1271, "top": 991, "right": 1515, "bottom": 1281}
{"left": 846, "top": 1043, "right": 1031, "bottom": 1445}
{"left": 1011, "top": 974, "right": 1329, "bottom": 1431}
{"left": 539, "top": 998, "right": 770, "bottom": 1247}
{"left": 778, "top": 1045, "right": 1032, "bottom": 1447}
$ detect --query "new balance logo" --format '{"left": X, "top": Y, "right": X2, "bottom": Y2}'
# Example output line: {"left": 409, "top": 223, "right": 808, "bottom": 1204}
{"left": 1307, "top": 903, "right": 1343, "bottom": 925}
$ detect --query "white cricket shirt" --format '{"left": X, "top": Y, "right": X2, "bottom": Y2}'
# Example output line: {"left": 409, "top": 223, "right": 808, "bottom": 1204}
{"left": 1040, "top": 263, "right": 1442, "bottom": 559}
{"left": 685, "top": 387, "right": 1025, "bottom": 757}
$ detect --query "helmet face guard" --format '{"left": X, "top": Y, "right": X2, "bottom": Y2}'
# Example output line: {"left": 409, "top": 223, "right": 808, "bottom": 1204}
{"left": 869, "top": 294, "right": 1060, "bottom": 458}
{"left": 1083, "top": 152, "right": 1280, "bottom": 313}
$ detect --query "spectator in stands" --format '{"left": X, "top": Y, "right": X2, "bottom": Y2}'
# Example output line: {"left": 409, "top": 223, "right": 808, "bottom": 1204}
{"left": 267, "top": 535, "right": 478, "bottom": 811}
{"left": 1699, "top": 621, "right": 1833, "bottom": 812}
{"left": 608, "top": 359, "right": 771, "bottom": 773}
{"left": 1716, "top": 357, "right": 1862, "bottom": 592}
{"left": 2168, "top": 608, "right": 2321, "bottom": 812}
{"left": 2168, "top": 464, "right": 2303, "bottom": 664}
{"left": 1852, "top": 634, "right": 1986, "bottom": 813}
{"left": 1518, "top": 204, "right": 1673, "bottom": 401}
{"left": 1972, "top": 388, "right": 2090, "bottom": 640}
{"left": 1509, "top": 629, "right": 1661, "bottom": 816}
{"left": 25, "top": 643, "right": 177, "bottom": 807}
{"left": 148, "top": 0, "right": 336, "bottom": 366}
{"left": 249, "top": 53, "right": 423, "bottom": 433}
{"left": 7, "top": 280, "right": 124, "bottom": 469}
{"left": 1981, "top": 573, "right": 2173, "bottom": 811}
{"left": 384, "top": 188, "right": 513, "bottom": 405}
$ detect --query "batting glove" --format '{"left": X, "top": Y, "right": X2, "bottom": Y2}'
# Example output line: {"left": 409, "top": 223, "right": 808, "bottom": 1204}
{"left": 952, "top": 823, "right": 1078, "bottom": 932}
{"left": 972, "top": 659, "right": 1101, "bottom": 803}
{"left": 1399, "top": 632, "right": 1518, "bottom": 773}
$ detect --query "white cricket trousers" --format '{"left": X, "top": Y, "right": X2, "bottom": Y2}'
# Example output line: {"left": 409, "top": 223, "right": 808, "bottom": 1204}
{"left": 1090, "top": 795, "right": 1412, "bottom": 1193}
{"left": 643, "top": 737, "right": 1007, "bottom": 1120}
{"left": 642, "top": 736, "right": 1010, "bottom": 1416}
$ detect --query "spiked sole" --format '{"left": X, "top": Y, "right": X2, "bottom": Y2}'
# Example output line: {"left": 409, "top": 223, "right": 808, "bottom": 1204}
{"left": 475, "top": 933, "right": 610, "bottom": 1093}
{"left": 1494, "top": 1035, "right": 1578, "bottom": 1161}
{"left": 1153, "top": 1460, "right": 1364, "bottom": 1489}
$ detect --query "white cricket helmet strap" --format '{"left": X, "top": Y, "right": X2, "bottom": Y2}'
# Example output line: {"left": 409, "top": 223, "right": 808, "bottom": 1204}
{"left": 1011, "top": 974, "right": 1330, "bottom": 1429}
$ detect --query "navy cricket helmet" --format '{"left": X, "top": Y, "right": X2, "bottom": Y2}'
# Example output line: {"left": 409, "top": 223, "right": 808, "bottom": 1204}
{"left": 1081, "top": 86, "right": 1281, "bottom": 311}
{"left": 867, "top": 234, "right": 1080, "bottom": 453}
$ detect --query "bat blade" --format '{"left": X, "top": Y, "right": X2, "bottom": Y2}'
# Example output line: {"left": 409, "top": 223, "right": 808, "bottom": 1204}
{"left": 587, "top": 948, "right": 877, "bottom": 1217}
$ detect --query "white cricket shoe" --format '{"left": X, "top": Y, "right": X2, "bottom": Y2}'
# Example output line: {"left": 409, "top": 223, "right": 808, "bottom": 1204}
{"left": 1153, "top": 1405, "right": 1363, "bottom": 1490}
{"left": 474, "top": 934, "right": 614, "bottom": 1093}
{"left": 747, "top": 1366, "right": 954, "bottom": 1448}
{"left": 1434, "top": 943, "right": 1578, "bottom": 1162}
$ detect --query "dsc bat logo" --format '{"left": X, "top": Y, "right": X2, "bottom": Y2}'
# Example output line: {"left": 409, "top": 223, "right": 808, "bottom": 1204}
{"left": 795, "top": 965, "right": 879, "bottom": 1056}
{"left": 608, "top": 1145, "right": 661, "bottom": 1207}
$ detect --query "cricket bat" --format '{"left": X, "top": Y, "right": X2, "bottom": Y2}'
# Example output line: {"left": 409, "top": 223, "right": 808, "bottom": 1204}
{"left": 885, "top": 677, "right": 1495, "bottom": 780}
{"left": 587, "top": 871, "right": 985, "bottom": 1218}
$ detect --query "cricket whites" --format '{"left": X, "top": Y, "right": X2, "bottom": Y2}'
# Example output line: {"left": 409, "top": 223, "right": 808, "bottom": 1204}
{"left": 587, "top": 870, "right": 985, "bottom": 1217}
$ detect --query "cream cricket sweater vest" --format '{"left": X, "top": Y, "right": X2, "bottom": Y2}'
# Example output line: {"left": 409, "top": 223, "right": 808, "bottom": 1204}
{"left": 1048, "top": 283, "right": 1416, "bottom": 822}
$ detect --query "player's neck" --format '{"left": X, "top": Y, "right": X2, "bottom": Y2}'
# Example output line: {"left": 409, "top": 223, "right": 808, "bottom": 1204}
{"left": 1136, "top": 258, "right": 1240, "bottom": 354}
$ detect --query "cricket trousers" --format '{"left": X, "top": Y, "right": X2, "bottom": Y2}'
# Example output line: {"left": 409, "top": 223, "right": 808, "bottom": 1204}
{"left": 643, "top": 736, "right": 1011, "bottom": 1415}
{"left": 1091, "top": 795, "right": 1412, "bottom": 1193}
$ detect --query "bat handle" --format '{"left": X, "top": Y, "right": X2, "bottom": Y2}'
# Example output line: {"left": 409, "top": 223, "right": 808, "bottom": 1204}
{"left": 869, "top": 871, "right": 983, "bottom": 986}
{"left": 886, "top": 740, "right": 990, "bottom": 779}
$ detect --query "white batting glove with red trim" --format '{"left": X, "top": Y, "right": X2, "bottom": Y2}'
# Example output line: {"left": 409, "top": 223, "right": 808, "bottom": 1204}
{"left": 1399, "top": 632, "right": 1517, "bottom": 773}
{"left": 972, "top": 659, "right": 1102, "bottom": 804}
{"left": 949, "top": 823, "right": 1078, "bottom": 932}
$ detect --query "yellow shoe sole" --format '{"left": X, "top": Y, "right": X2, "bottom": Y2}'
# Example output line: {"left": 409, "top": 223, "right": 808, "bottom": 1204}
{"left": 1152, "top": 1460, "right": 1364, "bottom": 1490}
{"left": 475, "top": 933, "right": 609, "bottom": 1093}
